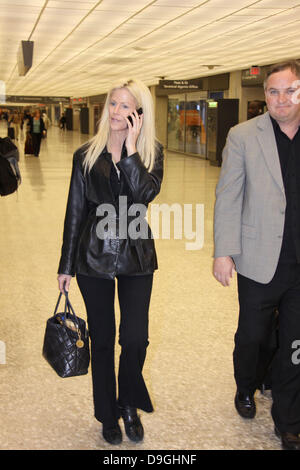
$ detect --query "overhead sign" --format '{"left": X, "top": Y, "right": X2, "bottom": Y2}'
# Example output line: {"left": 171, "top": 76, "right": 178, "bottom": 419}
{"left": 18, "top": 40, "right": 34, "bottom": 76}
{"left": 250, "top": 66, "right": 261, "bottom": 76}
{"left": 208, "top": 100, "right": 218, "bottom": 108}
{"left": 71, "top": 97, "right": 87, "bottom": 104}
{"left": 159, "top": 79, "right": 203, "bottom": 90}
{"left": 4, "top": 95, "right": 70, "bottom": 104}
{"left": 242, "top": 67, "right": 266, "bottom": 86}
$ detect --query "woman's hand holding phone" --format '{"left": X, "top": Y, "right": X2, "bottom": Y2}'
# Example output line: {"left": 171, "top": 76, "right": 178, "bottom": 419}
{"left": 125, "top": 107, "right": 143, "bottom": 156}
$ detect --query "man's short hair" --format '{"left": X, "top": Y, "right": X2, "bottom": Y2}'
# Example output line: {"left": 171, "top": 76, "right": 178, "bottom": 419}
{"left": 264, "top": 59, "right": 300, "bottom": 90}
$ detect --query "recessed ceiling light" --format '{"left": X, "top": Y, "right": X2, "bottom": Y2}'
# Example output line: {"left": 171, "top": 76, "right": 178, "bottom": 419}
{"left": 132, "top": 46, "right": 148, "bottom": 51}
{"left": 201, "top": 65, "right": 222, "bottom": 69}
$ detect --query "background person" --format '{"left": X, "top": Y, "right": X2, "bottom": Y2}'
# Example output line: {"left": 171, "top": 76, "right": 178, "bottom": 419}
{"left": 42, "top": 112, "right": 51, "bottom": 137}
{"left": 9, "top": 112, "right": 21, "bottom": 140}
{"left": 22, "top": 109, "right": 32, "bottom": 140}
{"left": 59, "top": 113, "right": 66, "bottom": 130}
{"left": 247, "top": 100, "right": 265, "bottom": 119}
{"left": 57, "top": 78, "right": 164, "bottom": 446}
{"left": 29, "top": 110, "right": 45, "bottom": 157}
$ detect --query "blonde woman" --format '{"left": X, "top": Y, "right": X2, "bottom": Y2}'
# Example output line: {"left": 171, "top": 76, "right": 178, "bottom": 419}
{"left": 57, "top": 79, "right": 164, "bottom": 445}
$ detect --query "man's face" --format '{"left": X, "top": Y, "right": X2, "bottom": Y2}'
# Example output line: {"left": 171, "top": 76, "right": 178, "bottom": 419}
{"left": 265, "top": 68, "right": 300, "bottom": 124}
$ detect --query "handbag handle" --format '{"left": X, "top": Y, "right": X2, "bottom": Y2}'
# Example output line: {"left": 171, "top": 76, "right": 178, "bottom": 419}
{"left": 53, "top": 290, "right": 78, "bottom": 323}
{"left": 53, "top": 292, "right": 67, "bottom": 316}
{"left": 64, "top": 290, "right": 80, "bottom": 326}
{"left": 53, "top": 291, "right": 79, "bottom": 326}
{"left": 53, "top": 291, "right": 86, "bottom": 346}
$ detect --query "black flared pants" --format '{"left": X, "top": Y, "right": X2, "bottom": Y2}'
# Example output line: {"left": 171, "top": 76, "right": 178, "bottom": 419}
{"left": 77, "top": 273, "right": 154, "bottom": 428}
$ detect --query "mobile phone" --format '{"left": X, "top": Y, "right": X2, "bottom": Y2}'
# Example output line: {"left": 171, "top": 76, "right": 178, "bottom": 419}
{"left": 127, "top": 107, "right": 143, "bottom": 125}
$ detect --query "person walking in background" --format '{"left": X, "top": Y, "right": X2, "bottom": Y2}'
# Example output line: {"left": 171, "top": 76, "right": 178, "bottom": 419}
{"left": 213, "top": 60, "right": 300, "bottom": 450}
{"left": 29, "top": 110, "right": 45, "bottom": 157}
{"left": 9, "top": 112, "right": 21, "bottom": 140}
{"left": 2, "top": 110, "right": 8, "bottom": 125}
{"left": 247, "top": 100, "right": 265, "bottom": 120}
{"left": 42, "top": 112, "right": 51, "bottom": 137}
{"left": 57, "top": 78, "right": 164, "bottom": 446}
{"left": 22, "top": 109, "right": 31, "bottom": 140}
{"left": 59, "top": 113, "right": 66, "bottom": 130}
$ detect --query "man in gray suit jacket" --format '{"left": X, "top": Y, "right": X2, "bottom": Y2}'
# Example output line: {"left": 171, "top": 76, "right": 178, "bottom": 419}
{"left": 213, "top": 60, "right": 300, "bottom": 450}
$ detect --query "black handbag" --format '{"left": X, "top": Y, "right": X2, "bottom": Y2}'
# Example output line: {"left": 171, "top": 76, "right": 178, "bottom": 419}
{"left": 42, "top": 292, "right": 90, "bottom": 378}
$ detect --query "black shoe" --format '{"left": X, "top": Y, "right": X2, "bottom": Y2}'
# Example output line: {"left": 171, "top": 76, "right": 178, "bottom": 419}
{"left": 102, "top": 423, "right": 122, "bottom": 445}
{"left": 235, "top": 390, "right": 256, "bottom": 419}
{"left": 119, "top": 405, "right": 144, "bottom": 443}
{"left": 275, "top": 427, "right": 300, "bottom": 450}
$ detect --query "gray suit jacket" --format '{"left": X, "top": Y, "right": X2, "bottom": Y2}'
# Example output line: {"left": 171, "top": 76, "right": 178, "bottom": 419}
{"left": 214, "top": 112, "right": 286, "bottom": 284}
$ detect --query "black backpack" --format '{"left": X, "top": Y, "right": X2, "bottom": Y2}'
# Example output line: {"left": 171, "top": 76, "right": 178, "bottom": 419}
{"left": 0, "top": 137, "right": 21, "bottom": 196}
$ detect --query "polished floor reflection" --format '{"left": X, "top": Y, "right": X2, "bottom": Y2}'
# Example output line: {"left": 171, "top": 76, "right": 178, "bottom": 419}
{"left": 0, "top": 122, "right": 281, "bottom": 450}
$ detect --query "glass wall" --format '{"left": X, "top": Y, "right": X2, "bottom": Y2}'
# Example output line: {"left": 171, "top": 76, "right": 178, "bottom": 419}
{"left": 167, "top": 91, "right": 208, "bottom": 157}
{"left": 167, "top": 94, "right": 185, "bottom": 152}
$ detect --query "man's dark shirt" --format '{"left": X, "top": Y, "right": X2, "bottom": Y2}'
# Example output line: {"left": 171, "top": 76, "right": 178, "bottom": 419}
{"left": 271, "top": 116, "right": 300, "bottom": 264}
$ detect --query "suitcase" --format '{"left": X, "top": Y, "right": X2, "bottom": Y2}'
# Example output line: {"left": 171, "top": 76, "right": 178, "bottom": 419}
{"left": 8, "top": 127, "right": 15, "bottom": 140}
{"left": 24, "top": 134, "right": 34, "bottom": 155}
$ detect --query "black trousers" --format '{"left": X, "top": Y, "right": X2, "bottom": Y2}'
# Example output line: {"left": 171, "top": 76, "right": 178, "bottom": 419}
{"left": 76, "top": 273, "right": 154, "bottom": 428}
{"left": 32, "top": 133, "right": 42, "bottom": 156}
{"left": 234, "top": 262, "right": 300, "bottom": 433}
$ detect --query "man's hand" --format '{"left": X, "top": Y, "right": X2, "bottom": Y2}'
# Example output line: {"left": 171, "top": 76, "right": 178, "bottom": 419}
{"left": 213, "top": 256, "right": 235, "bottom": 287}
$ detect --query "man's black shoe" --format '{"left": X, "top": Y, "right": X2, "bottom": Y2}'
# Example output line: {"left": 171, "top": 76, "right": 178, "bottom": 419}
{"left": 119, "top": 405, "right": 144, "bottom": 443}
{"left": 102, "top": 423, "right": 122, "bottom": 445}
{"left": 275, "top": 427, "right": 300, "bottom": 450}
{"left": 235, "top": 390, "right": 256, "bottom": 419}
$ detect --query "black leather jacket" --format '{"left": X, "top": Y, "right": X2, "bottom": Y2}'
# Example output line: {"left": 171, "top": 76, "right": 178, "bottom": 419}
{"left": 58, "top": 142, "right": 164, "bottom": 280}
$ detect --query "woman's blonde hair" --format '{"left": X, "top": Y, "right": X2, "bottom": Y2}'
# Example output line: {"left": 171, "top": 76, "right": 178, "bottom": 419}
{"left": 83, "top": 78, "right": 157, "bottom": 173}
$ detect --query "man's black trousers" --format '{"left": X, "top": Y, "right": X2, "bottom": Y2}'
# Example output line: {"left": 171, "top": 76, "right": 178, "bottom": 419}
{"left": 234, "top": 262, "right": 300, "bottom": 434}
{"left": 77, "top": 273, "right": 154, "bottom": 428}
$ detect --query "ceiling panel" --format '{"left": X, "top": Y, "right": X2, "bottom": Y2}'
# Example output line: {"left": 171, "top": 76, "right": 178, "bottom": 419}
{"left": 1, "top": 0, "right": 300, "bottom": 98}
{"left": 257, "top": 0, "right": 300, "bottom": 7}
{"left": 47, "top": 0, "right": 98, "bottom": 8}
{"left": 0, "top": 1, "right": 45, "bottom": 5}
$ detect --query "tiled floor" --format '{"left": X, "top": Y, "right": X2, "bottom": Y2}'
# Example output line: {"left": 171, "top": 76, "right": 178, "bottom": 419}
{"left": 0, "top": 122, "right": 282, "bottom": 450}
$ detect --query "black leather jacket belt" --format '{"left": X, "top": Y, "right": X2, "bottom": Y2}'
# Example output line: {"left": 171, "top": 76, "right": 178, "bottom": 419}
{"left": 58, "top": 142, "right": 164, "bottom": 280}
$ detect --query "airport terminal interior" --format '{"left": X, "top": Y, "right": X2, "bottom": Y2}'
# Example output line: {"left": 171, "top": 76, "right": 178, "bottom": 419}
{"left": 1, "top": 0, "right": 300, "bottom": 451}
